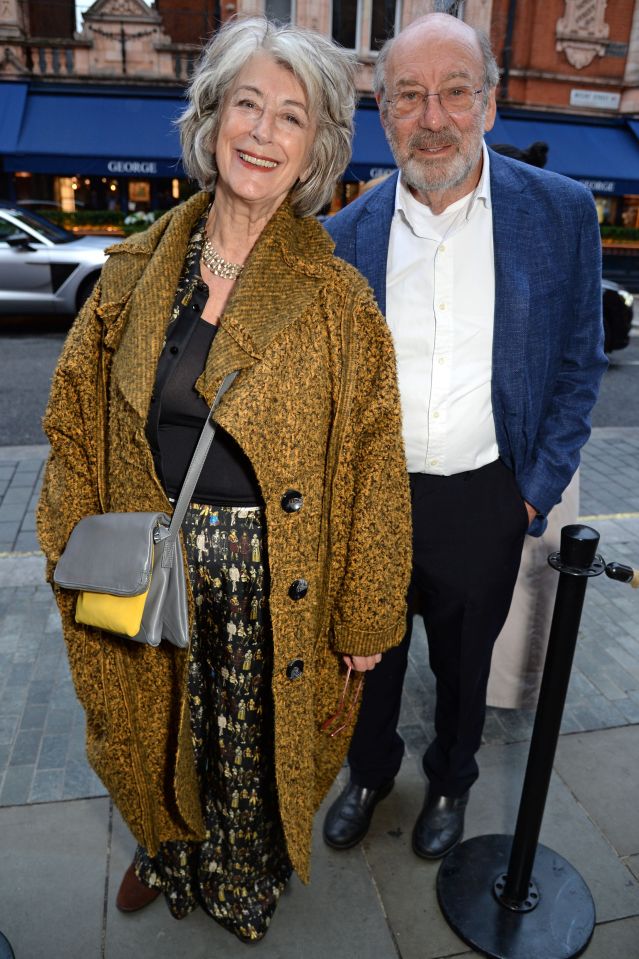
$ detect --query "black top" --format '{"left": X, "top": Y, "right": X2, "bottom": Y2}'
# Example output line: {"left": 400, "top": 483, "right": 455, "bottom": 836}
{"left": 145, "top": 213, "right": 263, "bottom": 507}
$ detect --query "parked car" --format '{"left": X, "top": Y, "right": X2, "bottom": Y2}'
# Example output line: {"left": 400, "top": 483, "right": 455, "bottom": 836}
{"left": 602, "top": 278, "right": 634, "bottom": 354}
{"left": 0, "top": 203, "right": 116, "bottom": 315}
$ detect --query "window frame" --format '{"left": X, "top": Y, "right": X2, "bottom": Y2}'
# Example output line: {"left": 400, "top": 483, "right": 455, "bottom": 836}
{"left": 264, "top": 0, "right": 296, "bottom": 25}
{"left": 330, "top": 0, "right": 402, "bottom": 56}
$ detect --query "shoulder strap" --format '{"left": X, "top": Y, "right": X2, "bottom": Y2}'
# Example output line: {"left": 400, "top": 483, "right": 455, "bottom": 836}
{"left": 96, "top": 331, "right": 109, "bottom": 514}
{"left": 159, "top": 370, "right": 239, "bottom": 566}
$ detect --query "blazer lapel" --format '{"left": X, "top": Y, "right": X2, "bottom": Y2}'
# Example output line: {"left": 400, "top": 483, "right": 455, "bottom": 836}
{"left": 490, "top": 152, "right": 530, "bottom": 421}
{"left": 354, "top": 172, "right": 398, "bottom": 316}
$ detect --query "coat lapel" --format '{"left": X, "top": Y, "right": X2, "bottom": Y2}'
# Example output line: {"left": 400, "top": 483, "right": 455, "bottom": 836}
{"left": 109, "top": 192, "right": 210, "bottom": 422}
{"left": 198, "top": 202, "right": 337, "bottom": 403}
{"left": 107, "top": 193, "right": 337, "bottom": 420}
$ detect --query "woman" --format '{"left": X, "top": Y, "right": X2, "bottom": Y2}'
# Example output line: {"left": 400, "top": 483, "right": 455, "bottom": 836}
{"left": 37, "top": 17, "right": 411, "bottom": 945}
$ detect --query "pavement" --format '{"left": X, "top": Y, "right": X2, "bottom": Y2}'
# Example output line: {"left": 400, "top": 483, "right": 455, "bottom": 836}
{"left": 1, "top": 430, "right": 639, "bottom": 959}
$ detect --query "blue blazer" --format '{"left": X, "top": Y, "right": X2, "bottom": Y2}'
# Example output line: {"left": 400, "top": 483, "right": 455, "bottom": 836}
{"left": 325, "top": 149, "right": 607, "bottom": 536}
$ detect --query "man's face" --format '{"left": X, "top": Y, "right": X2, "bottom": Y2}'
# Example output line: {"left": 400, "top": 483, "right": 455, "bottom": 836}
{"left": 378, "top": 21, "right": 496, "bottom": 204}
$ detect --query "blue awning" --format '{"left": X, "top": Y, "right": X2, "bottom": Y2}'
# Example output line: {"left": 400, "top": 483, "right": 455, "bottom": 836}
{"left": 484, "top": 112, "right": 510, "bottom": 144}
{"left": 346, "top": 107, "right": 395, "bottom": 182}
{"left": 2, "top": 88, "right": 185, "bottom": 178}
{"left": 0, "top": 82, "right": 28, "bottom": 153}
{"left": 490, "top": 115, "right": 639, "bottom": 195}
{"left": 627, "top": 119, "right": 639, "bottom": 144}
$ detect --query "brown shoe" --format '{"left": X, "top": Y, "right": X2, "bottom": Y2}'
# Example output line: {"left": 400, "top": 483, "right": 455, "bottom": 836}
{"left": 116, "top": 863, "right": 161, "bottom": 913}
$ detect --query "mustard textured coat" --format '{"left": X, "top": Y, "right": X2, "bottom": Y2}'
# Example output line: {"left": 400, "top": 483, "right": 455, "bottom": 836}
{"left": 37, "top": 192, "right": 411, "bottom": 882}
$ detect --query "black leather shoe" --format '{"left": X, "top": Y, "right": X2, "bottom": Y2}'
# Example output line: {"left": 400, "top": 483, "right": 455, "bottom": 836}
{"left": 323, "top": 777, "right": 394, "bottom": 850}
{"left": 412, "top": 790, "right": 469, "bottom": 860}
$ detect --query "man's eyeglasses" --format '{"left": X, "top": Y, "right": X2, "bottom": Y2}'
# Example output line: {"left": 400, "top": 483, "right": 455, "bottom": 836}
{"left": 320, "top": 665, "right": 364, "bottom": 738}
{"left": 387, "top": 85, "right": 484, "bottom": 119}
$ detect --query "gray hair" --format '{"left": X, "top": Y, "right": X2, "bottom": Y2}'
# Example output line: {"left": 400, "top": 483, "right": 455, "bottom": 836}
{"left": 374, "top": 19, "right": 499, "bottom": 109}
{"left": 179, "top": 17, "right": 358, "bottom": 216}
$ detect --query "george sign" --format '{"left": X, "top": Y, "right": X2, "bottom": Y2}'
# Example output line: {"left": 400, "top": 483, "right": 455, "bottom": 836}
{"left": 570, "top": 89, "right": 621, "bottom": 110}
{"left": 579, "top": 178, "right": 616, "bottom": 193}
{"left": 107, "top": 159, "right": 158, "bottom": 174}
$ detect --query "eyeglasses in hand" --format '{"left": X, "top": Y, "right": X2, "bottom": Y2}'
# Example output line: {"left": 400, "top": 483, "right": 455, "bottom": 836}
{"left": 320, "top": 665, "right": 364, "bottom": 738}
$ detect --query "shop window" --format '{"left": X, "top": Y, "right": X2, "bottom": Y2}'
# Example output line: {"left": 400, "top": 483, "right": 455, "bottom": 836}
{"left": 332, "top": 0, "right": 400, "bottom": 53}
{"left": 56, "top": 177, "right": 77, "bottom": 212}
{"left": 621, "top": 196, "right": 639, "bottom": 229}
{"left": 128, "top": 180, "right": 151, "bottom": 210}
{"left": 265, "top": 0, "right": 293, "bottom": 23}
{"left": 594, "top": 195, "right": 617, "bottom": 226}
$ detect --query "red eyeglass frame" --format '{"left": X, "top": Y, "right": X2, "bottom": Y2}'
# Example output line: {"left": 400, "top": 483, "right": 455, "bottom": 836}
{"left": 320, "top": 665, "right": 364, "bottom": 738}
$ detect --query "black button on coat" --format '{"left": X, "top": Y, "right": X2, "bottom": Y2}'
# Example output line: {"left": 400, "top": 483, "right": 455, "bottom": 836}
{"left": 281, "top": 490, "right": 303, "bottom": 513}
{"left": 288, "top": 578, "right": 308, "bottom": 600}
{"left": 286, "top": 660, "right": 304, "bottom": 680}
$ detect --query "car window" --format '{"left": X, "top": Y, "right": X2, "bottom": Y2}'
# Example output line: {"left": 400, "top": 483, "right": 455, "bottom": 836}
{"left": 0, "top": 219, "right": 17, "bottom": 240}
{"left": 4, "top": 208, "right": 74, "bottom": 244}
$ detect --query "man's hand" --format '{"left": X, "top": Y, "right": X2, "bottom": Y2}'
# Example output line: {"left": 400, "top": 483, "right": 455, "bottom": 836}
{"left": 524, "top": 500, "right": 537, "bottom": 527}
{"left": 342, "top": 653, "right": 382, "bottom": 672}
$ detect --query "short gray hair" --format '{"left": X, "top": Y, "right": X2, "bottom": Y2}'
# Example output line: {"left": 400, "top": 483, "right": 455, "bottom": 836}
{"left": 374, "top": 21, "right": 499, "bottom": 109}
{"left": 179, "top": 17, "right": 358, "bottom": 216}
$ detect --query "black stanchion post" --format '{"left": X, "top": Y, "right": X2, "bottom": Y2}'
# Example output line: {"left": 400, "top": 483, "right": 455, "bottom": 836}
{"left": 436, "top": 525, "right": 605, "bottom": 959}
{"left": 0, "top": 931, "right": 15, "bottom": 959}
{"left": 499, "top": 524, "right": 602, "bottom": 908}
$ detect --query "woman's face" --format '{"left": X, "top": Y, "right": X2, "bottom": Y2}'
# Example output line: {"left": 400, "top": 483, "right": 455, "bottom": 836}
{"left": 213, "top": 52, "right": 317, "bottom": 213}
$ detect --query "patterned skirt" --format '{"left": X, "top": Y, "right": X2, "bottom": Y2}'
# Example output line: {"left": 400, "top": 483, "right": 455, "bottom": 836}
{"left": 135, "top": 504, "right": 292, "bottom": 942}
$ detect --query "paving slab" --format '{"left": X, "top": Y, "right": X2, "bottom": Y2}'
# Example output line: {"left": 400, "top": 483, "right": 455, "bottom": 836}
{"left": 0, "top": 797, "right": 109, "bottom": 959}
{"left": 554, "top": 726, "right": 639, "bottom": 857}
{"left": 359, "top": 737, "right": 639, "bottom": 959}
{"left": 0, "top": 555, "right": 46, "bottom": 587}
{"left": 106, "top": 783, "right": 400, "bottom": 959}
{"left": 580, "top": 916, "right": 639, "bottom": 958}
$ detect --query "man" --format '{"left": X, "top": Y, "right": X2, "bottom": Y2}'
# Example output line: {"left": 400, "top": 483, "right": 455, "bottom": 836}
{"left": 323, "top": 13, "right": 606, "bottom": 860}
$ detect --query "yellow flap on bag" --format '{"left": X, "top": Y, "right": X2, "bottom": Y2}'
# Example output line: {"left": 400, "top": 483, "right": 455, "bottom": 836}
{"left": 76, "top": 586, "right": 149, "bottom": 637}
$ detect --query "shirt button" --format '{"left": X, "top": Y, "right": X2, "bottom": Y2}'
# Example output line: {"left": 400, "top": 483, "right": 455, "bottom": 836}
{"left": 439, "top": 244, "right": 446, "bottom": 253}
{"left": 169, "top": 345, "right": 179, "bottom": 355}
{"left": 432, "top": 411, "right": 440, "bottom": 419}
{"left": 430, "top": 459, "right": 439, "bottom": 466}
{"left": 438, "top": 357, "right": 446, "bottom": 365}
{"left": 439, "top": 303, "right": 446, "bottom": 311}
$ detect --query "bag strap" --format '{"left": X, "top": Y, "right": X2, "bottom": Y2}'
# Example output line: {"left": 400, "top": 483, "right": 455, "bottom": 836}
{"left": 159, "top": 369, "right": 239, "bottom": 566}
{"left": 96, "top": 329, "right": 109, "bottom": 515}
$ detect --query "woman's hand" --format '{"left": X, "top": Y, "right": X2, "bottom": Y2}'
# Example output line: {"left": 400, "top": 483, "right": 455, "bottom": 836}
{"left": 342, "top": 653, "right": 382, "bottom": 672}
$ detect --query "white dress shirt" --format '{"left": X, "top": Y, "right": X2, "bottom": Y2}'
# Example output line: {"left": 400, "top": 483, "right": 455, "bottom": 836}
{"left": 386, "top": 141, "right": 498, "bottom": 475}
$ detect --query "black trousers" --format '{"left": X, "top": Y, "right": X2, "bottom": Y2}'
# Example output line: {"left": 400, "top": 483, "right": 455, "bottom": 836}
{"left": 348, "top": 459, "right": 529, "bottom": 797}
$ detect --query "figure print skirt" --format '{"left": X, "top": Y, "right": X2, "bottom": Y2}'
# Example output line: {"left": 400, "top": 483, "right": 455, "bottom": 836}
{"left": 134, "top": 504, "right": 292, "bottom": 942}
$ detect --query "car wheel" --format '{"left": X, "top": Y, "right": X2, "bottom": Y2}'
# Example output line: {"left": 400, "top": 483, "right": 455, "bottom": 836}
{"left": 75, "top": 273, "right": 100, "bottom": 312}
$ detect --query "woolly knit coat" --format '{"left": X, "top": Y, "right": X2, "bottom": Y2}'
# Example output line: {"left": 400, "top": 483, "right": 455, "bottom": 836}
{"left": 37, "top": 192, "right": 411, "bottom": 882}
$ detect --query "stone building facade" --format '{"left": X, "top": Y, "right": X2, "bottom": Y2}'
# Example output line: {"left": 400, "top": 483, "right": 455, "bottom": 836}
{"left": 2, "top": 0, "right": 635, "bottom": 106}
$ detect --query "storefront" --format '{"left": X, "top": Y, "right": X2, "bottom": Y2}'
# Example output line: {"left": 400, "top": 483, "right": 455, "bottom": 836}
{"left": 3, "top": 84, "right": 639, "bottom": 232}
{"left": 0, "top": 82, "right": 192, "bottom": 214}
{"left": 484, "top": 110, "right": 639, "bottom": 226}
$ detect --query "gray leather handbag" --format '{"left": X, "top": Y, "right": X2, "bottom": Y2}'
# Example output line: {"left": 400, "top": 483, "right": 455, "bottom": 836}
{"left": 53, "top": 370, "right": 238, "bottom": 648}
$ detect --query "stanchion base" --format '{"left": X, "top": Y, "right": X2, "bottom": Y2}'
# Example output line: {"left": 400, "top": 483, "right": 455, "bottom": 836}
{"left": 0, "top": 931, "right": 15, "bottom": 959}
{"left": 436, "top": 835, "right": 595, "bottom": 959}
